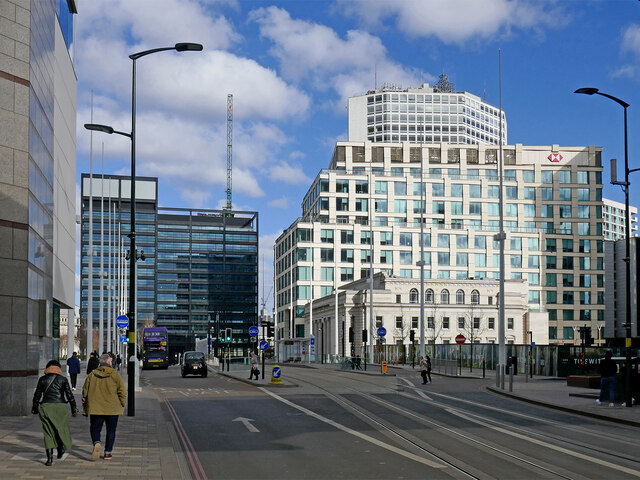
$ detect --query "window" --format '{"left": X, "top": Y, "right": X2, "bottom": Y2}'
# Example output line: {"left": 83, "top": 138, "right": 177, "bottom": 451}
{"left": 361, "top": 231, "right": 371, "bottom": 245}
{"left": 451, "top": 184, "right": 463, "bottom": 197}
{"left": 469, "top": 184, "right": 482, "bottom": 198}
{"left": 375, "top": 199, "right": 388, "bottom": 212}
{"left": 320, "top": 248, "right": 334, "bottom": 262}
{"left": 577, "top": 171, "right": 589, "bottom": 184}
{"left": 456, "top": 235, "right": 468, "bottom": 249}
{"left": 341, "top": 268, "right": 354, "bottom": 282}
{"left": 475, "top": 253, "right": 486, "bottom": 267}
{"left": 399, "top": 232, "right": 412, "bottom": 246}
{"left": 541, "top": 187, "right": 553, "bottom": 200}
{"left": 487, "top": 317, "right": 495, "bottom": 329}
{"left": 394, "top": 182, "right": 407, "bottom": 195}
{"left": 475, "top": 235, "right": 486, "bottom": 249}
{"left": 355, "top": 198, "right": 368, "bottom": 212}
{"left": 473, "top": 317, "right": 480, "bottom": 329}
{"left": 321, "top": 229, "right": 334, "bottom": 243}
{"left": 507, "top": 318, "right": 514, "bottom": 330}
{"left": 438, "top": 234, "right": 450, "bottom": 247}
{"left": 523, "top": 170, "right": 535, "bottom": 182}
{"left": 471, "top": 290, "right": 480, "bottom": 304}
{"left": 396, "top": 295, "right": 402, "bottom": 304}
{"left": 412, "top": 317, "right": 419, "bottom": 329}
{"left": 524, "top": 187, "right": 536, "bottom": 200}
{"left": 541, "top": 170, "right": 553, "bottom": 183}
{"left": 433, "top": 183, "right": 444, "bottom": 196}
{"left": 380, "top": 231, "right": 393, "bottom": 245}
{"left": 559, "top": 188, "right": 571, "bottom": 201}
{"left": 469, "top": 202, "right": 481, "bottom": 215}
{"left": 441, "top": 289, "right": 450, "bottom": 304}
{"left": 427, "top": 317, "right": 434, "bottom": 329}
{"left": 409, "top": 289, "right": 419, "bottom": 304}
{"left": 577, "top": 188, "right": 589, "bottom": 201}
{"left": 458, "top": 317, "right": 465, "bottom": 329}
{"left": 355, "top": 180, "right": 368, "bottom": 194}
{"left": 425, "top": 289, "right": 434, "bottom": 304}
{"left": 336, "top": 197, "right": 348, "bottom": 211}
{"left": 320, "top": 267, "right": 333, "bottom": 281}
{"left": 438, "top": 252, "right": 450, "bottom": 266}
{"left": 432, "top": 201, "right": 445, "bottom": 214}
{"left": 394, "top": 199, "right": 407, "bottom": 213}
{"left": 341, "top": 230, "right": 354, "bottom": 244}
{"left": 375, "top": 181, "right": 387, "bottom": 194}
{"left": 456, "top": 289, "right": 465, "bottom": 304}
{"left": 340, "top": 249, "right": 353, "bottom": 263}
{"left": 456, "top": 253, "right": 468, "bottom": 266}
{"left": 400, "top": 251, "right": 413, "bottom": 265}
{"left": 375, "top": 316, "right": 383, "bottom": 328}
{"left": 442, "top": 317, "right": 450, "bottom": 329}
{"left": 336, "top": 180, "right": 349, "bottom": 193}
{"left": 380, "top": 250, "right": 393, "bottom": 264}
{"left": 563, "top": 327, "right": 574, "bottom": 340}
{"left": 559, "top": 170, "right": 571, "bottom": 183}
{"left": 395, "top": 316, "right": 403, "bottom": 328}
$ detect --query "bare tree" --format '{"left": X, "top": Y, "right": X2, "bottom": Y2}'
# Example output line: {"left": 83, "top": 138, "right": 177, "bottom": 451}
{"left": 425, "top": 304, "right": 443, "bottom": 356}
{"left": 460, "top": 302, "right": 486, "bottom": 372}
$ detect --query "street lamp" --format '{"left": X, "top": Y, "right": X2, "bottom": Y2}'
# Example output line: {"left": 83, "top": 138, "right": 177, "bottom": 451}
{"left": 85, "top": 42, "right": 202, "bottom": 416}
{"left": 575, "top": 87, "right": 634, "bottom": 408}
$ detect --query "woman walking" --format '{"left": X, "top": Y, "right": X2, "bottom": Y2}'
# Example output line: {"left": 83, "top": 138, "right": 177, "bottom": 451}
{"left": 32, "top": 360, "right": 78, "bottom": 466}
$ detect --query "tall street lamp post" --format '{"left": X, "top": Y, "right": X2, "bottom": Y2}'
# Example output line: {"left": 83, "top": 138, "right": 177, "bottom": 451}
{"left": 575, "top": 87, "right": 634, "bottom": 408}
{"left": 85, "top": 42, "right": 202, "bottom": 416}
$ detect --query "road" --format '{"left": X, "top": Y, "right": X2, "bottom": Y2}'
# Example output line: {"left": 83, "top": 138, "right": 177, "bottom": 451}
{"left": 142, "top": 365, "right": 640, "bottom": 480}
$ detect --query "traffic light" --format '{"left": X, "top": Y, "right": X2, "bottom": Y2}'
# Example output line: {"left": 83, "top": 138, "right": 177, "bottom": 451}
{"left": 267, "top": 324, "right": 274, "bottom": 337}
{"left": 219, "top": 329, "right": 226, "bottom": 343}
{"left": 584, "top": 327, "right": 593, "bottom": 346}
{"left": 410, "top": 330, "right": 415, "bottom": 342}
{"left": 348, "top": 327, "right": 354, "bottom": 343}
{"left": 225, "top": 327, "right": 232, "bottom": 343}
{"left": 362, "top": 329, "right": 367, "bottom": 343}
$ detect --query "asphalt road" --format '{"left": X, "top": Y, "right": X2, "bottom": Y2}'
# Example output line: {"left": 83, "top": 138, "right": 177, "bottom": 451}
{"left": 142, "top": 365, "right": 640, "bottom": 480}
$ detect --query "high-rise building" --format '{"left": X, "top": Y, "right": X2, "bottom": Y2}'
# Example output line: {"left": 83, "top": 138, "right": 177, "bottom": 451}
{"left": 275, "top": 142, "right": 605, "bottom": 347}
{"left": 602, "top": 197, "right": 638, "bottom": 241}
{"left": 80, "top": 174, "right": 259, "bottom": 360}
{"left": 348, "top": 75, "right": 507, "bottom": 146}
{"left": 0, "top": 0, "right": 77, "bottom": 415}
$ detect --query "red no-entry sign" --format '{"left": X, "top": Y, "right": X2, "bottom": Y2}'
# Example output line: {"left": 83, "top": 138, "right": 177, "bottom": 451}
{"left": 455, "top": 334, "right": 466, "bottom": 345}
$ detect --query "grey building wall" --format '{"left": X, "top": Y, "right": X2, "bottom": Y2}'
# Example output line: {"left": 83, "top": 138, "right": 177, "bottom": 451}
{"left": 604, "top": 238, "right": 639, "bottom": 341}
{"left": 0, "top": 0, "right": 77, "bottom": 415}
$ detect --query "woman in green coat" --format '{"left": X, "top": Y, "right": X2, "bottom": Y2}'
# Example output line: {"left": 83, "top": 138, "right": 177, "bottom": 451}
{"left": 32, "top": 360, "right": 78, "bottom": 466}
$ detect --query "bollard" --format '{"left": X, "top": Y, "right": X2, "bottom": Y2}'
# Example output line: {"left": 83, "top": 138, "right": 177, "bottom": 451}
{"left": 500, "top": 364, "right": 505, "bottom": 390}
{"left": 509, "top": 365, "right": 514, "bottom": 392}
{"left": 482, "top": 358, "right": 486, "bottom": 378}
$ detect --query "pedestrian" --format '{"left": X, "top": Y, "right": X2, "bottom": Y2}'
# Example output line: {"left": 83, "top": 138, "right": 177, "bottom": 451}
{"left": 425, "top": 354, "right": 432, "bottom": 383}
{"left": 86, "top": 351, "right": 99, "bottom": 375}
{"left": 420, "top": 356, "right": 428, "bottom": 384}
{"left": 32, "top": 360, "right": 78, "bottom": 466}
{"left": 67, "top": 351, "right": 81, "bottom": 391}
{"left": 355, "top": 354, "right": 362, "bottom": 370}
{"left": 116, "top": 354, "right": 122, "bottom": 371}
{"left": 249, "top": 352, "right": 259, "bottom": 380}
{"left": 539, "top": 356, "right": 545, "bottom": 376}
{"left": 82, "top": 353, "right": 127, "bottom": 460}
{"left": 596, "top": 351, "right": 617, "bottom": 407}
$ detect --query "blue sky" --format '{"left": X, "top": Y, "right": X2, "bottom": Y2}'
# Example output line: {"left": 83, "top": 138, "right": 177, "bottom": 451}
{"left": 75, "top": 0, "right": 640, "bottom": 309}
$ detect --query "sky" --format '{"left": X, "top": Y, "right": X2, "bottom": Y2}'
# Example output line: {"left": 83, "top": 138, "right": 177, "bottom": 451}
{"left": 74, "top": 0, "right": 640, "bottom": 311}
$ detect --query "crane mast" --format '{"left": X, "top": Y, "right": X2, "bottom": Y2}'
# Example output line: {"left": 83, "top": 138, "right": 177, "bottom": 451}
{"left": 226, "top": 94, "right": 233, "bottom": 210}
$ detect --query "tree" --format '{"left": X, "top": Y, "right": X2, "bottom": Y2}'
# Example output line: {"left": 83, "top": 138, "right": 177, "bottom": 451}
{"left": 425, "top": 304, "right": 443, "bottom": 357}
{"left": 460, "top": 302, "right": 486, "bottom": 372}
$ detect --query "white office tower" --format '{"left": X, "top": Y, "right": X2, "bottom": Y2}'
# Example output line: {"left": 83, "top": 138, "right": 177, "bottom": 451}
{"left": 602, "top": 197, "right": 638, "bottom": 241}
{"left": 348, "top": 74, "right": 507, "bottom": 145}
{"left": 275, "top": 142, "right": 605, "bottom": 348}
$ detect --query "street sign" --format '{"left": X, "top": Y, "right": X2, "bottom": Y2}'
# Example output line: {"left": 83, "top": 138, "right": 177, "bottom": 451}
{"left": 381, "top": 361, "right": 388, "bottom": 374}
{"left": 310, "top": 336, "right": 315, "bottom": 346}
{"left": 116, "top": 315, "right": 129, "bottom": 329}
{"left": 259, "top": 340, "right": 269, "bottom": 351}
{"left": 270, "top": 365, "right": 283, "bottom": 385}
{"left": 249, "top": 325, "right": 259, "bottom": 337}
{"left": 455, "top": 334, "right": 466, "bottom": 345}
{"left": 377, "top": 327, "right": 387, "bottom": 337}
{"left": 119, "top": 334, "right": 127, "bottom": 343}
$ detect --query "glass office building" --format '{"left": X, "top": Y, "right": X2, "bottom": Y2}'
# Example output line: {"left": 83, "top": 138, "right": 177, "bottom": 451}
{"left": 80, "top": 175, "right": 259, "bottom": 359}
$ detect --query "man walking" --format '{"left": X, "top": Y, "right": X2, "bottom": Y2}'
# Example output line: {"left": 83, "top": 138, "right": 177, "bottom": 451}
{"left": 66, "top": 352, "right": 81, "bottom": 391}
{"left": 86, "top": 351, "right": 99, "bottom": 375}
{"left": 82, "top": 353, "right": 126, "bottom": 460}
{"left": 596, "top": 351, "right": 617, "bottom": 407}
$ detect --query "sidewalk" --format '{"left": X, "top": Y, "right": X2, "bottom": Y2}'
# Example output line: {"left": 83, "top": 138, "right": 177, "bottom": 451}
{"left": 0, "top": 367, "right": 187, "bottom": 480}
{"left": 389, "top": 363, "right": 640, "bottom": 428}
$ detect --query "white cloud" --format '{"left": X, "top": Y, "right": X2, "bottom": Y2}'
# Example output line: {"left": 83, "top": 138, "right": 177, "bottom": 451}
{"left": 621, "top": 24, "right": 640, "bottom": 56}
{"left": 611, "top": 65, "right": 635, "bottom": 79}
{"left": 268, "top": 196, "right": 290, "bottom": 209}
{"left": 249, "top": 6, "right": 428, "bottom": 108}
{"left": 336, "top": 0, "right": 566, "bottom": 45}
{"left": 268, "top": 161, "right": 312, "bottom": 185}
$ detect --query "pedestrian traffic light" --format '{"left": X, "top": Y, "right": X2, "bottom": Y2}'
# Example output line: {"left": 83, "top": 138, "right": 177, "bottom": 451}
{"left": 349, "top": 327, "right": 354, "bottom": 343}
{"left": 220, "top": 329, "right": 226, "bottom": 343}
{"left": 267, "top": 324, "right": 274, "bottom": 337}
{"left": 225, "top": 327, "right": 232, "bottom": 343}
{"left": 410, "top": 330, "right": 415, "bottom": 342}
{"left": 362, "top": 329, "right": 367, "bottom": 343}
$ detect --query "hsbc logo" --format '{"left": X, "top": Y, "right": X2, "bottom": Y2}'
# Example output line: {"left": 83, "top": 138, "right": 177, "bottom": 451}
{"left": 548, "top": 153, "right": 563, "bottom": 162}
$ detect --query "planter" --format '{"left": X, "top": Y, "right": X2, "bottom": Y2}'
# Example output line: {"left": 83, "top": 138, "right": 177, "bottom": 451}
{"left": 567, "top": 375, "right": 600, "bottom": 388}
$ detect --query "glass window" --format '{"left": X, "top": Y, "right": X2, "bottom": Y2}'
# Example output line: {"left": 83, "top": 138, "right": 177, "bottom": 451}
{"left": 559, "top": 188, "right": 571, "bottom": 201}
{"left": 577, "top": 188, "right": 589, "bottom": 201}
{"left": 451, "top": 184, "right": 463, "bottom": 197}
{"left": 320, "top": 248, "right": 334, "bottom": 262}
{"left": 438, "top": 252, "right": 450, "bottom": 266}
{"left": 451, "top": 201, "right": 463, "bottom": 215}
{"left": 474, "top": 253, "right": 486, "bottom": 267}
{"left": 558, "top": 170, "right": 571, "bottom": 183}
{"left": 320, "top": 267, "right": 333, "bottom": 281}
{"left": 394, "top": 182, "right": 407, "bottom": 195}
{"left": 528, "top": 237, "right": 539, "bottom": 251}
{"left": 375, "top": 199, "right": 388, "bottom": 212}
{"left": 528, "top": 255, "right": 539, "bottom": 268}
{"left": 505, "top": 186, "right": 518, "bottom": 199}
{"left": 375, "top": 181, "right": 387, "bottom": 194}
{"left": 487, "top": 185, "right": 499, "bottom": 198}
{"left": 441, "top": 290, "right": 450, "bottom": 304}
{"left": 522, "top": 170, "right": 535, "bottom": 182}
{"left": 577, "top": 171, "right": 589, "bottom": 184}
{"left": 474, "top": 235, "right": 486, "bottom": 249}
{"left": 541, "top": 170, "right": 553, "bottom": 183}
{"left": 469, "top": 184, "right": 482, "bottom": 198}
{"left": 340, "top": 249, "right": 354, "bottom": 263}
{"left": 380, "top": 231, "right": 393, "bottom": 245}
{"left": 433, "top": 183, "right": 444, "bottom": 196}
{"left": 488, "top": 203, "right": 499, "bottom": 216}
{"left": 524, "top": 187, "right": 536, "bottom": 200}
{"left": 541, "top": 188, "right": 553, "bottom": 200}
{"left": 380, "top": 250, "right": 393, "bottom": 264}
{"left": 469, "top": 202, "right": 482, "bottom": 215}
{"left": 524, "top": 204, "right": 535, "bottom": 217}
{"left": 456, "top": 253, "right": 468, "bottom": 266}
{"left": 400, "top": 251, "right": 412, "bottom": 265}
{"left": 399, "top": 232, "right": 412, "bottom": 246}
{"left": 341, "top": 230, "right": 354, "bottom": 244}
{"left": 438, "top": 234, "right": 450, "bottom": 247}
{"left": 456, "top": 235, "right": 468, "bottom": 248}
{"left": 321, "top": 229, "right": 334, "bottom": 243}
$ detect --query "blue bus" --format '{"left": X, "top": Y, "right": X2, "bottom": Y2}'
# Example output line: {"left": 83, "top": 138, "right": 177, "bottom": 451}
{"left": 142, "top": 327, "right": 169, "bottom": 369}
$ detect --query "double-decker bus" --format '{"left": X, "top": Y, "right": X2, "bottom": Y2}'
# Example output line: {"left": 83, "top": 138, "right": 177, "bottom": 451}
{"left": 142, "top": 327, "right": 169, "bottom": 369}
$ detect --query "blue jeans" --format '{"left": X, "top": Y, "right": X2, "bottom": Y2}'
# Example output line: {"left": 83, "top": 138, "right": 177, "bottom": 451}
{"left": 599, "top": 376, "right": 616, "bottom": 402}
{"left": 90, "top": 415, "right": 119, "bottom": 453}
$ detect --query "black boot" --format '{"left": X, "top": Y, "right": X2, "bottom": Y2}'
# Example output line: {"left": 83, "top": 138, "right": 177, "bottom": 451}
{"left": 45, "top": 448, "right": 53, "bottom": 466}
{"left": 57, "top": 445, "right": 65, "bottom": 459}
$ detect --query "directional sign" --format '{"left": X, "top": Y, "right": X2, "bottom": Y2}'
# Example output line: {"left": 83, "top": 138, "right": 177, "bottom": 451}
{"left": 377, "top": 327, "right": 387, "bottom": 337}
{"left": 455, "top": 334, "right": 466, "bottom": 345}
{"left": 116, "top": 315, "right": 129, "bottom": 329}
{"left": 249, "top": 325, "right": 259, "bottom": 337}
{"left": 259, "top": 340, "right": 269, "bottom": 351}
{"left": 310, "top": 336, "right": 315, "bottom": 346}
{"left": 270, "top": 365, "right": 283, "bottom": 385}
{"left": 119, "top": 334, "right": 127, "bottom": 343}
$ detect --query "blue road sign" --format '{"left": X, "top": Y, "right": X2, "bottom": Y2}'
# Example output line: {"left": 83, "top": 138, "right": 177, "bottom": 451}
{"left": 272, "top": 366, "right": 282, "bottom": 379}
{"left": 259, "top": 340, "right": 269, "bottom": 351}
{"left": 249, "top": 325, "right": 259, "bottom": 337}
{"left": 116, "top": 315, "right": 129, "bottom": 329}
{"left": 310, "top": 336, "right": 315, "bottom": 346}
{"left": 119, "top": 334, "right": 127, "bottom": 343}
{"left": 377, "top": 327, "right": 387, "bottom": 337}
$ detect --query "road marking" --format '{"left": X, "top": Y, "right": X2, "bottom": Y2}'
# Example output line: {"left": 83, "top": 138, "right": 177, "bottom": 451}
{"left": 445, "top": 408, "right": 640, "bottom": 477}
{"left": 398, "top": 378, "right": 432, "bottom": 400}
{"left": 260, "top": 387, "right": 445, "bottom": 469}
{"left": 11, "top": 452, "right": 68, "bottom": 461}
{"left": 164, "top": 398, "right": 208, "bottom": 480}
{"left": 233, "top": 417, "right": 259, "bottom": 433}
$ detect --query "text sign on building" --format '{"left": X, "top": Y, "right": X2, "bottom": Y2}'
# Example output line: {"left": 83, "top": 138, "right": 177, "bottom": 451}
{"left": 548, "top": 153, "right": 563, "bottom": 162}
{"left": 116, "top": 315, "right": 129, "bottom": 329}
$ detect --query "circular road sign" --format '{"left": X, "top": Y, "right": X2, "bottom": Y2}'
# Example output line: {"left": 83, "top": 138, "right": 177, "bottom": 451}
{"left": 116, "top": 315, "right": 129, "bottom": 329}
{"left": 259, "top": 340, "right": 269, "bottom": 351}
{"left": 119, "top": 334, "right": 127, "bottom": 343}
{"left": 249, "top": 325, "right": 259, "bottom": 337}
{"left": 455, "top": 334, "right": 466, "bottom": 345}
{"left": 377, "top": 327, "right": 387, "bottom": 337}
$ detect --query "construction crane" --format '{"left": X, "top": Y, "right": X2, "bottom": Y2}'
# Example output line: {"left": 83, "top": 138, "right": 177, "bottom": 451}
{"left": 226, "top": 94, "right": 233, "bottom": 211}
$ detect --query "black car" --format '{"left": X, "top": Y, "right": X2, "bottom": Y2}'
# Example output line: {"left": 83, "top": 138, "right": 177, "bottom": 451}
{"left": 181, "top": 351, "right": 207, "bottom": 378}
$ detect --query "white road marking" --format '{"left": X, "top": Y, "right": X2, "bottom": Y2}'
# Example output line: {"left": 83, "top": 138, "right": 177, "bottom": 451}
{"left": 11, "top": 452, "right": 68, "bottom": 461}
{"left": 233, "top": 417, "right": 260, "bottom": 433}
{"left": 398, "top": 377, "right": 432, "bottom": 400}
{"left": 260, "top": 387, "right": 445, "bottom": 469}
{"left": 445, "top": 408, "right": 640, "bottom": 477}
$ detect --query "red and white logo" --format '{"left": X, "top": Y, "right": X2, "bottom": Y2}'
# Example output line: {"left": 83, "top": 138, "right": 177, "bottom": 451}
{"left": 548, "top": 153, "right": 563, "bottom": 162}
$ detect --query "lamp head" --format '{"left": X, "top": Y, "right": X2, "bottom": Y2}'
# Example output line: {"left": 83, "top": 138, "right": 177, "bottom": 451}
{"left": 574, "top": 88, "right": 599, "bottom": 95}
{"left": 175, "top": 43, "right": 203, "bottom": 52}
{"left": 84, "top": 123, "right": 114, "bottom": 134}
